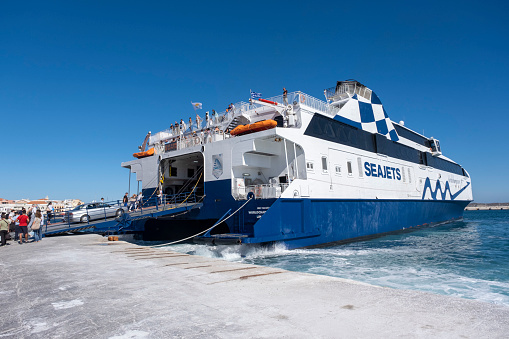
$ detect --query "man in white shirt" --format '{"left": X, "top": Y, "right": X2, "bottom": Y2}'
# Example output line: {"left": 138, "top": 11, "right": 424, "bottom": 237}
{"left": 196, "top": 114, "right": 202, "bottom": 130}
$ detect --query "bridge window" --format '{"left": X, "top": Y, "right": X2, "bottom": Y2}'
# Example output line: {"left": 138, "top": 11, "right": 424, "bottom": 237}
{"left": 347, "top": 161, "right": 353, "bottom": 176}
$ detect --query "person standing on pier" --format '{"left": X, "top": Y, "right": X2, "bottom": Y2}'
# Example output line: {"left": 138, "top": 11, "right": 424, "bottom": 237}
{"left": 31, "top": 210, "right": 43, "bottom": 242}
{"left": 0, "top": 213, "right": 9, "bottom": 246}
{"left": 11, "top": 211, "right": 20, "bottom": 241}
{"left": 123, "top": 193, "right": 129, "bottom": 207}
{"left": 27, "top": 204, "right": 37, "bottom": 229}
{"left": 17, "top": 210, "right": 29, "bottom": 244}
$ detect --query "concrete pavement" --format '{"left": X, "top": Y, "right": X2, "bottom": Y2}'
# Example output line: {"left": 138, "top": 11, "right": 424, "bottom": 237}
{"left": 1, "top": 234, "right": 508, "bottom": 338}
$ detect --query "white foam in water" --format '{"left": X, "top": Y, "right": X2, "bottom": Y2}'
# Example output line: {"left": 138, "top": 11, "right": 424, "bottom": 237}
{"left": 158, "top": 242, "right": 509, "bottom": 306}
{"left": 137, "top": 215, "right": 509, "bottom": 307}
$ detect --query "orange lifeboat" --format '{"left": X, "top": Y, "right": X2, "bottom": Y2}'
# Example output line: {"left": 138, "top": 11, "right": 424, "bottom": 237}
{"left": 230, "top": 119, "right": 277, "bottom": 136}
{"left": 133, "top": 147, "right": 155, "bottom": 159}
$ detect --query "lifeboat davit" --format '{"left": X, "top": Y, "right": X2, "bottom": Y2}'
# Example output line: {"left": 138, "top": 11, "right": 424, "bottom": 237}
{"left": 133, "top": 147, "right": 155, "bottom": 159}
{"left": 230, "top": 119, "right": 277, "bottom": 136}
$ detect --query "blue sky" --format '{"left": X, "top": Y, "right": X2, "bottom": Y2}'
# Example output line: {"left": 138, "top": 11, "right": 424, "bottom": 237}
{"left": 1, "top": 1, "right": 508, "bottom": 203}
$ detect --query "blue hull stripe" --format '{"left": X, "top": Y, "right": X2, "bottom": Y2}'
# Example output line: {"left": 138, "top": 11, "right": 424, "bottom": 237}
{"left": 245, "top": 198, "right": 469, "bottom": 249}
{"left": 146, "top": 179, "right": 469, "bottom": 249}
{"left": 421, "top": 178, "right": 471, "bottom": 200}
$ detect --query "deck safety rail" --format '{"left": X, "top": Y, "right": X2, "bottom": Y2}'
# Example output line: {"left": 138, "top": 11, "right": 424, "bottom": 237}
{"left": 148, "top": 91, "right": 331, "bottom": 154}
{"left": 159, "top": 129, "right": 233, "bottom": 153}
{"left": 233, "top": 183, "right": 289, "bottom": 200}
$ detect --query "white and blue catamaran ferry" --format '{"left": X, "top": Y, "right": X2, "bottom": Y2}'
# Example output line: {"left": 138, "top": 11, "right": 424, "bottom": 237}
{"left": 121, "top": 80, "right": 472, "bottom": 249}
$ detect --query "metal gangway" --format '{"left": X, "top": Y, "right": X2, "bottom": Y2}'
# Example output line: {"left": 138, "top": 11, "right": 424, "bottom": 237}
{"left": 42, "top": 191, "right": 203, "bottom": 237}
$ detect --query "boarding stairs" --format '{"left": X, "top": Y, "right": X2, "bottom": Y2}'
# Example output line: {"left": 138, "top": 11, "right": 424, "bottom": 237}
{"left": 226, "top": 116, "right": 243, "bottom": 131}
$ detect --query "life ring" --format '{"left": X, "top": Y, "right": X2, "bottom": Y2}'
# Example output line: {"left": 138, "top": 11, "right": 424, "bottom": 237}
{"left": 194, "top": 137, "right": 201, "bottom": 145}
{"left": 300, "top": 95, "right": 305, "bottom": 103}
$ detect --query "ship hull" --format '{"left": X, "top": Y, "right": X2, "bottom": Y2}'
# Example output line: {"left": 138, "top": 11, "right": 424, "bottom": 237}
{"left": 241, "top": 197, "right": 469, "bottom": 249}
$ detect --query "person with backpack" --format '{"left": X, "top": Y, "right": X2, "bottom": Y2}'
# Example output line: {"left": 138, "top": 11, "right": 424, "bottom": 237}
{"left": 31, "top": 210, "right": 43, "bottom": 242}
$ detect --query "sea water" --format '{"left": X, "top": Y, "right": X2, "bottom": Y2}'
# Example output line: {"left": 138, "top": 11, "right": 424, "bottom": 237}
{"left": 157, "top": 210, "right": 509, "bottom": 306}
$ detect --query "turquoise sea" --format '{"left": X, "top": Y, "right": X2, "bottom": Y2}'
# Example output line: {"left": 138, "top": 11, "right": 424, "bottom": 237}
{"left": 160, "top": 210, "right": 509, "bottom": 306}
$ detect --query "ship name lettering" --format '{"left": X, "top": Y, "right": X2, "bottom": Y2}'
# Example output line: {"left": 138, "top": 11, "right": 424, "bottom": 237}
{"left": 248, "top": 211, "right": 266, "bottom": 215}
{"left": 364, "top": 162, "right": 401, "bottom": 180}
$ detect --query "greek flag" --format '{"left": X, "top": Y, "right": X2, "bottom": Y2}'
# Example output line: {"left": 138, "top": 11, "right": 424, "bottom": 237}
{"left": 191, "top": 102, "right": 203, "bottom": 110}
{"left": 250, "top": 90, "right": 262, "bottom": 99}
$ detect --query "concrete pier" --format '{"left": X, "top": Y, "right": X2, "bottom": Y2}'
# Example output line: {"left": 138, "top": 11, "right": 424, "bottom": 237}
{"left": 465, "top": 203, "right": 509, "bottom": 211}
{"left": 1, "top": 235, "right": 508, "bottom": 338}
{"left": 465, "top": 206, "right": 509, "bottom": 211}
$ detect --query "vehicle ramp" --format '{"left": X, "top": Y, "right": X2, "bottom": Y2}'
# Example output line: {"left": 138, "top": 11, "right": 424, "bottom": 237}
{"left": 42, "top": 200, "right": 203, "bottom": 236}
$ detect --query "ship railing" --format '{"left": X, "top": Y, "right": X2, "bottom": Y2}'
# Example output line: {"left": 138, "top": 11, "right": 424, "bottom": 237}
{"left": 124, "top": 191, "right": 198, "bottom": 215}
{"left": 233, "top": 183, "right": 289, "bottom": 200}
{"left": 161, "top": 129, "right": 232, "bottom": 152}
{"left": 151, "top": 91, "right": 330, "bottom": 154}
{"left": 297, "top": 92, "right": 331, "bottom": 116}
{"left": 324, "top": 83, "right": 356, "bottom": 101}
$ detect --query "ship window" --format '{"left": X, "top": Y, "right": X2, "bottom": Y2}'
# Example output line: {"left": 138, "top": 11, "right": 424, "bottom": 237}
{"left": 306, "top": 161, "right": 314, "bottom": 171}
{"left": 324, "top": 123, "right": 335, "bottom": 138}
{"left": 322, "top": 156, "right": 328, "bottom": 172}
{"left": 408, "top": 168, "right": 412, "bottom": 183}
{"left": 357, "top": 157, "right": 363, "bottom": 177}
{"left": 462, "top": 168, "right": 469, "bottom": 178}
{"left": 335, "top": 165, "right": 342, "bottom": 176}
{"left": 347, "top": 161, "right": 353, "bottom": 176}
{"left": 187, "top": 168, "right": 195, "bottom": 178}
{"left": 402, "top": 166, "right": 406, "bottom": 182}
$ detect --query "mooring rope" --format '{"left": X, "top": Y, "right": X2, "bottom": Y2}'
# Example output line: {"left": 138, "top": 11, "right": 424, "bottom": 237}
{"left": 151, "top": 197, "right": 253, "bottom": 247}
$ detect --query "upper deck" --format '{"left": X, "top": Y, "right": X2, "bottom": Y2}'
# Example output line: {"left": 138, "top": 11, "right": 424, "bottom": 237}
{"left": 147, "top": 90, "right": 330, "bottom": 153}
{"left": 137, "top": 81, "right": 460, "bottom": 175}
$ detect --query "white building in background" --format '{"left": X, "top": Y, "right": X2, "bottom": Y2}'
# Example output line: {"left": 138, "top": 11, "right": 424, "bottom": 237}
{"left": 0, "top": 197, "right": 83, "bottom": 214}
